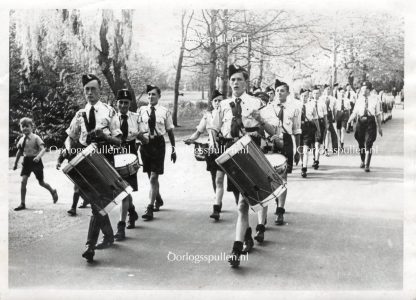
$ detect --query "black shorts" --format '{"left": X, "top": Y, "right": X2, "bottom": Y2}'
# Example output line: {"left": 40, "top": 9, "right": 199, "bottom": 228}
{"left": 354, "top": 116, "right": 377, "bottom": 149}
{"left": 21, "top": 156, "right": 44, "bottom": 181}
{"left": 124, "top": 173, "right": 138, "bottom": 191}
{"left": 206, "top": 153, "right": 220, "bottom": 173}
{"left": 140, "top": 136, "right": 166, "bottom": 175}
{"left": 300, "top": 121, "right": 316, "bottom": 148}
{"left": 336, "top": 110, "right": 350, "bottom": 129}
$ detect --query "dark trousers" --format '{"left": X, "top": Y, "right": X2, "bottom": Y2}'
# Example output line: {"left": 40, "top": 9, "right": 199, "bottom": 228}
{"left": 86, "top": 211, "right": 114, "bottom": 247}
{"left": 354, "top": 116, "right": 377, "bottom": 161}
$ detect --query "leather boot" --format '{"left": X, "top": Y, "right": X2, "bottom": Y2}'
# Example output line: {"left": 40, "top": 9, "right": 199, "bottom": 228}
{"left": 254, "top": 224, "right": 266, "bottom": 243}
{"left": 228, "top": 241, "right": 243, "bottom": 268}
{"left": 209, "top": 204, "right": 221, "bottom": 221}
{"left": 127, "top": 205, "right": 139, "bottom": 229}
{"left": 114, "top": 221, "right": 126, "bottom": 241}
{"left": 154, "top": 195, "right": 164, "bottom": 211}
{"left": 142, "top": 204, "right": 154, "bottom": 220}
{"left": 275, "top": 207, "right": 286, "bottom": 225}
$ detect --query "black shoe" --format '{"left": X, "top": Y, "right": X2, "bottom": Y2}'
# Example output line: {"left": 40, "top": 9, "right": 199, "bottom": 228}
{"left": 360, "top": 161, "right": 365, "bottom": 168}
{"left": 313, "top": 161, "right": 319, "bottom": 170}
{"left": 365, "top": 166, "right": 370, "bottom": 172}
{"left": 219, "top": 203, "right": 222, "bottom": 212}
{"left": 95, "top": 238, "right": 114, "bottom": 250}
{"left": 67, "top": 207, "right": 77, "bottom": 216}
{"left": 210, "top": 204, "right": 221, "bottom": 221}
{"left": 154, "top": 196, "right": 164, "bottom": 211}
{"left": 301, "top": 167, "right": 307, "bottom": 178}
{"left": 126, "top": 208, "right": 139, "bottom": 229}
{"left": 114, "top": 221, "right": 126, "bottom": 241}
{"left": 142, "top": 205, "right": 154, "bottom": 221}
{"left": 228, "top": 241, "right": 243, "bottom": 268}
{"left": 275, "top": 207, "right": 285, "bottom": 226}
{"left": 14, "top": 204, "right": 26, "bottom": 211}
{"left": 82, "top": 246, "right": 95, "bottom": 263}
{"left": 254, "top": 224, "right": 265, "bottom": 243}
{"left": 242, "top": 227, "right": 254, "bottom": 254}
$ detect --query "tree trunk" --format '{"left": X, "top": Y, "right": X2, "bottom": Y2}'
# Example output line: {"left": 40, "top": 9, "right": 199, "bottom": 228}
{"left": 173, "top": 46, "right": 184, "bottom": 126}
{"left": 221, "top": 10, "right": 229, "bottom": 97}
{"left": 246, "top": 38, "right": 252, "bottom": 92}
{"left": 208, "top": 10, "right": 218, "bottom": 101}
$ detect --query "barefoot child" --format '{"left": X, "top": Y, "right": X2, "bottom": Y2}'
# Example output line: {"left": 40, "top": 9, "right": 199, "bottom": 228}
{"left": 13, "top": 117, "right": 58, "bottom": 210}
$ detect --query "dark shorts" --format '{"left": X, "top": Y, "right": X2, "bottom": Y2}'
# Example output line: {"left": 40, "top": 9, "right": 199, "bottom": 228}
{"left": 140, "top": 136, "right": 166, "bottom": 175}
{"left": 206, "top": 153, "right": 220, "bottom": 173}
{"left": 300, "top": 121, "right": 316, "bottom": 148}
{"left": 21, "top": 156, "right": 44, "bottom": 181}
{"left": 336, "top": 110, "right": 350, "bottom": 129}
{"left": 354, "top": 116, "right": 377, "bottom": 149}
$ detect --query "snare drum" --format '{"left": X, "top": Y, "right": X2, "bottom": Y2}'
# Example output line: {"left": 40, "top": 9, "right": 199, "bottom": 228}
{"left": 114, "top": 154, "right": 140, "bottom": 178}
{"left": 215, "top": 135, "right": 287, "bottom": 211}
{"left": 265, "top": 154, "right": 287, "bottom": 179}
{"left": 63, "top": 144, "right": 132, "bottom": 216}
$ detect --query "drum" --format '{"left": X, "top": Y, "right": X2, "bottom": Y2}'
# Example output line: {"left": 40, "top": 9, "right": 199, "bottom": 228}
{"left": 215, "top": 135, "right": 287, "bottom": 211}
{"left": 265, "top": 154, "right": 287, "bottom": 178}
{"left": 114, "top": 153, "right": 140, "bottom": 178}
{"left": 63, "top": 144, "right": 132, "bottom": 216}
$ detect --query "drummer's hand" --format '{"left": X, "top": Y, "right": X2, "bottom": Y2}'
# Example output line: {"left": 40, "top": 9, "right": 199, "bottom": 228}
{"left": 171, "top": 148, "right": 177, "bottom": 163}
{"left": 56, "top": 162, "right": 61, "bottom": 170}
{"left": 270, "top": 134, "right": 280, "bottom": 143}
{"left": 33, "top": 156, "right": 40, "bottom": 163}
{"left": 247, "top": 131, "right": 261, "bottom": 138}
{"left": 183, "top": 138, "right": 194, "bottom": 145}
{"left": 93, "top": 128, "right": 107, "bottom": 141}
{"left": 251, "top": 110, "right": 262, "bottom": 122}
{"left": 294, "top": 152, "right": 300, "bottom": 165}
{"left": 378, "top": 127, "right": 383, "bottom": 137}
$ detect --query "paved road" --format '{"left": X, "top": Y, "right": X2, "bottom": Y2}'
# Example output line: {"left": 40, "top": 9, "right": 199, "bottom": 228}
{"left": 8, "top": 110, "right": 403, "bottom": 290}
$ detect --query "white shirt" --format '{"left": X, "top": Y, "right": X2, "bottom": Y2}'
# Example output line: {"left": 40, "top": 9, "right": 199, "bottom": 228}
{"left": 350, "top": 95, "right": 381, "bottom": 118}
{"left": 211, "top": 92, "right": 262, "bottom": 138}
{"left": 335, "top": 96, "right": 352, "bottom": 111}
{"left": 260, "top": 100, "right": 301, "bottom": 135}
{"left": 66, "top": 100, "right": 121, "bottom": 146}
{"left": 138, "top": 103, "right": 175, "bottom": 136}
{"left": 116, "top": 111, "right": 145, "bottom": 142}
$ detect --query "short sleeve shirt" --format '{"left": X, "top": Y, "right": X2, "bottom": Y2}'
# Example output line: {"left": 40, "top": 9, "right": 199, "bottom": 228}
{"left": 138, "top": 104, "right": 175, "bottom": 136}
{"left": 116, "top": 111, "right": 145, "bottom": 142}
{"left": 66, "top": 101, "right": 122, "bottom": 146}
{"left": 211, "top": 92, "right": 262, "bottom": 138}
{"left": 17, "top": 133, "right": 44, "bottom": 157}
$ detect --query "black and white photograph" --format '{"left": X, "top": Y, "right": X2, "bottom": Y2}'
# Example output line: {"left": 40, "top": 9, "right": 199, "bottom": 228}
{"left": 1, "top": 0, "right": 416, "bottom": 299}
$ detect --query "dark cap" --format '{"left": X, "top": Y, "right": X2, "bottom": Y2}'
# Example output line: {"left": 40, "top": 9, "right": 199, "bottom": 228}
{"left": 212, "top": 89, "right": 223, "bottom": 100}
{"left": 299, "top": 88, "right": 309, "bottom": 94}
{"left": 312, "top": 85, "right": 320, "bottom": 90}
{"left": 116, "top": 89, "right": 132, "bottom": 101}
{"left": 146, "top": 84, "right": 160, "bottom": 93}
{"left": 323, "top": 84, "right": 329, "bottom": 89}
{"left": 362, "top": 81, "right": 373, "bottom": 90}
{"left": 228, "top": 64, "right": 248, "bottom": 79}
{"left": 274, "top": 79, "right": 288, "bottom": 90}
{"left": 82, "top": 74, "right": 101, "bottom": 87}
